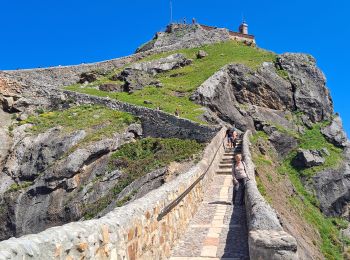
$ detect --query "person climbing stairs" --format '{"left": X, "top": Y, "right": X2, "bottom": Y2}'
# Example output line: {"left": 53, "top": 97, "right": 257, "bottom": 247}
{"left": 169, "top": 137, "right": 249, "bottom": 259}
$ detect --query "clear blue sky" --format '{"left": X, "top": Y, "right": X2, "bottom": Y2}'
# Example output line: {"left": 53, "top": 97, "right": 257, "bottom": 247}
{"left": 1, "top": 0, "right": 349, "bottom": 135}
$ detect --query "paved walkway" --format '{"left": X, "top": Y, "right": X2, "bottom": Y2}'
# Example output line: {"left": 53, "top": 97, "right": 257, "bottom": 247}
{"left": 170, "top": 142, "right": 249, "bottom": 260}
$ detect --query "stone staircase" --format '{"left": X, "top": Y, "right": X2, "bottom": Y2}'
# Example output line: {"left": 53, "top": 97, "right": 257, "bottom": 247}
{"left": 216, "top": 138, "right": 242, "bottom": 175}
{"left": 170, "top": 137, "right": 249, "bottom": 259}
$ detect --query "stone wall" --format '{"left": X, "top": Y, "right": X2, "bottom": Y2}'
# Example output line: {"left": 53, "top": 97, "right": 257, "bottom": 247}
{"left": 242, "top": 130, "right": 299, "bottom": 259}
{"left": 63, "top": 90, "right": 219, "bottom": 143}
{"left": 0, "top": 128, "right": 226, "bottom": 260}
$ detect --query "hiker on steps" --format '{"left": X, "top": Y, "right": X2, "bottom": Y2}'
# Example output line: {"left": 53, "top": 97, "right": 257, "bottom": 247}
{"left": 225, "top": 127, "right": 237, "bottom": 149}
{"left": 232, "top": 154, "right": 248, "bottom": 206}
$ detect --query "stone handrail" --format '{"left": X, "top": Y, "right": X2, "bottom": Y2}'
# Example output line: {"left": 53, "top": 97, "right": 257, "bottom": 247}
{"left": 0, "top": 128, "right": 227, "bottom": 260}
{"left": 242, "top": 130, "right": 299, "bottom": 259}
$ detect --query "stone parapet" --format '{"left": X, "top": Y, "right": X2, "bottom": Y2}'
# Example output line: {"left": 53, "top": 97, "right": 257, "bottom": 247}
{"left": 242, "top": 130, "right": 299, "bottom": 259}
{"left": 0, "top": 128, "right": 226, "bottom": 260}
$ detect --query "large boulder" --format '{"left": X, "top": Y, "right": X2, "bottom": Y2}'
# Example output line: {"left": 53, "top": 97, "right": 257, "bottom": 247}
{"left": 321, "top": 115, "right": 348, "bottom": 147}
{"left": 268, "top": 131, "right": 298, "bottom": 158}
{"left": 129, "top": 53, "right": 192, "bottom": 75}
{"left": 293, "top": 149, "right": 325, "bottom": 168}
{"left": 116, "top": 68, "right": 159, "bottom": 93}
{"left": 98, "top": 83, "right": 122, "bottom": 92}
{"left": 311, "top": 162, "right": 350, "bottom": 216}
{"left": 277, "top": 53, "right": 333, "bottom": 122}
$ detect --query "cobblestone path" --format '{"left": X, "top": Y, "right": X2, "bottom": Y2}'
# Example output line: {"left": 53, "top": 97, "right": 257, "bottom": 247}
{"left": 170, "top": 142, "right": 249, "bottom": 260}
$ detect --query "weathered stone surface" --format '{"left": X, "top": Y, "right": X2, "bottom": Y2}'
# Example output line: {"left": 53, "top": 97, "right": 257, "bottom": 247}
{"left": 190, "top": 66, "right": 255, "bottom": 131}
{"left": 228, "top": 63, "right": 294, "bottom": 111}
{"left": 191, "top": 62, "right": 295, "bottom": 131}
{"left": 293, "top": 149, "right": 325, "bottom": 168}
{"left": 129, "top": 53, "right": 192, "bottom": 75}
{"left": 98, "top": 167, "right": 168, "bottom": 217}
{"left": 4, "top": 128, "right": 86, "bottom": 181}
{"left": 268, "top": 131, "right": 298, "bottom": 158}
{"left": 249, "top": 230, "right": 298, "bottom": 260}
{"left": 116, "top": 68, "right": 158, "bottom": 93}
{"left": 277, "top": 53, "right": 333, "bottom": 122}
{"left": 78, "top": 71, "right": 100, "bottom": 84}
{"left": 197, "top": 50, "right": 208, "bottom": 59}
{"left": 126, "top": 123, "right": 143, "bottom": 137}
{"left": 136, "top": 24, "right": 231, "bottom": 53}
{"left": 98, "top": 83, "right": 122, "bottom": 92}
{"left": 0, "top": 127, "right": 140, "bottom": 240}
{"left": 321, "top": 115, "right": 348, "bottom": 147}
{"left": 310, "top": 162, "right": 350, "bottom": 216}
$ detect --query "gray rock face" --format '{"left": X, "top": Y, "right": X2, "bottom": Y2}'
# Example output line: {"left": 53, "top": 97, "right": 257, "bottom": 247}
{"left": 0, "top": 124, "right": 144, "bottom": 240}
{"left": 321, "top": 115, "right": 348, "bottom": 147}
{"left": 293, "top": 149, "right": 325, "bottom": 168}
{"left": 116, "top": 68, "right": 158, "bottom": 93}
{"left": 4, "top": 128, "right": 86, "bottom": 181}
{"left": 277, "top": 53, "right": 333, "bottom": 122}
{"left": 191, "top": 63, "right": 294, "bottom": 132}
{"left": 228, "top": 63, "right": 294, "bottom": 111}
{"left": 190, "top": 66, "right": 255, "bottom": 131}
{"left": 98, "top": 167, "right": 167, "bottom": 217}
{"left": 78, "top": 71, "right": 105, "bottom": 84}
{"left": 311, "top": 162, "right": 350, "bottom": 216}
{"left": 98, "top": 83, "right": 122, "bottom": 92}
{"left": 268, "top": 131, "right": 298, "bottom": 158}
{"left": 136, "top": 24, "right": 231, "bottom": 53}
{"left": 129, "top": 53, "right": 192, "bottom": 75}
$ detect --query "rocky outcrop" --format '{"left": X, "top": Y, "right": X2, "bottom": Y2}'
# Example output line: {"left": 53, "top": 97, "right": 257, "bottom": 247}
{"left": 321, "top": 115, "right": 348, "bottom": 147}
{"left": 3, "top": 127, "right": 86, "bottom": 182}
{"left": 277, "top": 53, "right": 333, "bottom": 122}
{"left": 116, "top": 68, "right": 159, "bottom": 93}
{"left": 98, "top": 83, "right": 122, "bottom": 92}
{"left": 293, "top": 149, "right": 325, "bottom": 168}
{"left": 0, "top": 124, "right": 143, "bottom": 240}
{"left": 128, "top": 53, "right": 192, "bottom": 75}
{"left": 136, "top": 24, "right": 231, "bottom": 53}
{"left": 311, "top": 159, "right": 350, "bottom": 216}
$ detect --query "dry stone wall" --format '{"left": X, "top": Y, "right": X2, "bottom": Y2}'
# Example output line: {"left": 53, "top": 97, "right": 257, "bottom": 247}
{"left": 63, "top": 90, "right": 219, "bottom": 143}
{"left": 0, "top": 128, "right": 226, "bottom": 260}
{"left": 242, "top": 130, "right": 299, "bottom": 260}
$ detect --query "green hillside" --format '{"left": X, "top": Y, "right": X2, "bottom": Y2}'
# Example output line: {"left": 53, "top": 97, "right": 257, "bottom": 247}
{"left": 65, "top": 41, "right": 276, "bottom": 123}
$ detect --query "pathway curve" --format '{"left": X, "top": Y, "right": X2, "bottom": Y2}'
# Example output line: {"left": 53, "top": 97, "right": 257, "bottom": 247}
{"left": 169, "top": 140, "right": 249, "bottom": 260}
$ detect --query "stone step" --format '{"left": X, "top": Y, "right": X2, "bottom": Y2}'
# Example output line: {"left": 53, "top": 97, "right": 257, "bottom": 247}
{"left": 219, "top": 164, "right": 232, "bottom": 169}
{"left": 216, "top": 170, "right": 232, "bottom": 175}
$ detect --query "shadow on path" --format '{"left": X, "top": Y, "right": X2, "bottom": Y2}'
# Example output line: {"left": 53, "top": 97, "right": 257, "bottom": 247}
{"left": 222, "top": 188, "right": 250, "bottom": 259}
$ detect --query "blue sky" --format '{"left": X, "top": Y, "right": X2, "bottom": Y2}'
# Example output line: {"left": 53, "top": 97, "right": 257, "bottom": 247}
{"left": 1, "top": 0, "right": 349, "bottom": 134}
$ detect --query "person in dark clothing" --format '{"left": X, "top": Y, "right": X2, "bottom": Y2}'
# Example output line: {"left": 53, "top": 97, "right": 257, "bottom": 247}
{"left": 225, "top": 127, "right": 237, "bottom": 148}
